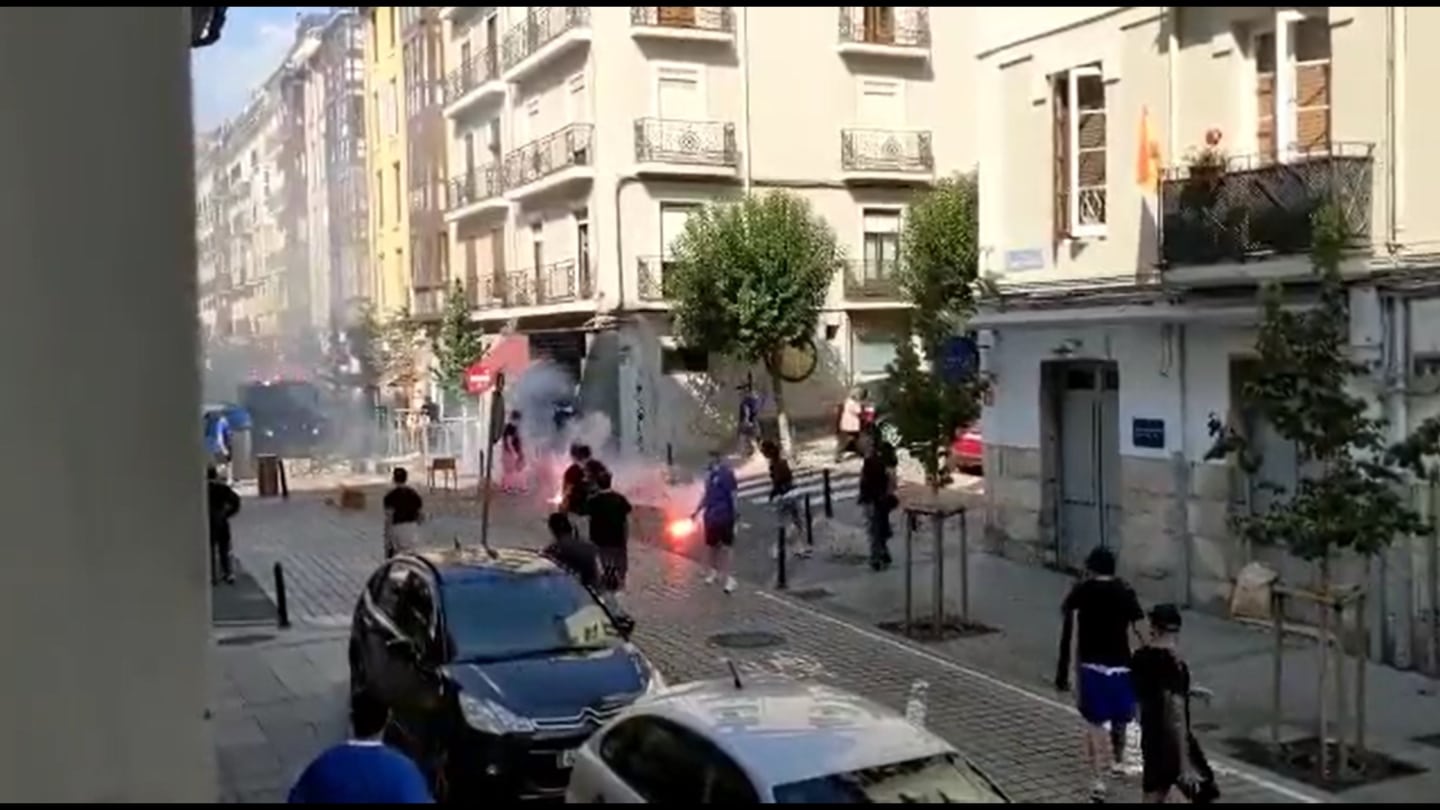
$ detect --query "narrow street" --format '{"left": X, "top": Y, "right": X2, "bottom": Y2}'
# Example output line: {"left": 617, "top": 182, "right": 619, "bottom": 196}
{"left": 214, "top": 490, "right": 1326, "bottom": 803}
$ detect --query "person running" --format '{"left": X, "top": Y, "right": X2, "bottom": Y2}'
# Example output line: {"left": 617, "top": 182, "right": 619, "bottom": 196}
{"left": 1056, "top": 546, "right": 1146, "bottom": 802}
{"left": 1131, "top": 604, "right": 1217, "bottom": 804}
{"left": 856, "top": 432, "right": 896, "bottom": 571}
{"left": 287, "top": 690, "right": 432, "bottom": 804}
{"left": 760, "top": 438, "right": 808, "bottom": 559}
{"left": 737, "top": 383, "right": 762, "bottom": 458}
{"left": 499, "top": 410, "right": 527, "bottom": 494}
{"left": 205, "top": 409, "right": 233, "bottom": 483}
{"left": 586, "top": 469, "right": 633, "bottom": 615}
{"left": 692, "top": 446, "right": 739, "bottom": 594}
{"left": 207, "top": 465, "right": 241, "bottom": 585}
{"left": 562, "top": 443, "right": 594, "bottom": 540}
{"left": 835, "top": 387, "right": 864, "bottom": 462}
{"left": 382, "top": 467, "right": 424, "bottom": 558}
{"left": 543, "top": 511, "right": 599, "bottom": 591}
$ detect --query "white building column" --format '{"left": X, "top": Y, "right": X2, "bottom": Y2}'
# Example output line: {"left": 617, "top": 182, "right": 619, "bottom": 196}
{"left": 0, "top": 9, "right": 214, "bottom": 802}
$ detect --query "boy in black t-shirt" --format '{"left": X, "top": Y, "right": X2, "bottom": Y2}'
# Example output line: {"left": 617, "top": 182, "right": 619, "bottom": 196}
{"left": 382, "top": 467, "right": 424, "bottom": 558}
{"left": 1132, "top": 604, "right": 1216, "bottom": 804}
{"left": 586, "top": 469, "right": 632, "bottom": 615}
{"left": 561, "top": 444, "right": 594, "bottom": 538}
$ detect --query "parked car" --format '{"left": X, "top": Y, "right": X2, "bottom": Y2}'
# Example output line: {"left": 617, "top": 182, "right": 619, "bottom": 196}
{"left": 348, "top": 547, "right": 664, "bottom": 802}
{"left": 951, "top": 424, "right": 983, "bottom": 473}
{"left": 566, "top": 675, "right": 1009, "bottom": 804}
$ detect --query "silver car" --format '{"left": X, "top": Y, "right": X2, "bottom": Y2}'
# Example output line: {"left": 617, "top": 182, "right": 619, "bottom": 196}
{"left": 565, "top": 675, "right": 1009, "bottom": 803}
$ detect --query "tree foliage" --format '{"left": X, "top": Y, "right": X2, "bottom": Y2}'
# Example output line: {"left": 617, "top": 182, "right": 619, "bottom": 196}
{"left": 432, "top": 279, "right": 484, "bottom": 402}
{"left": 1206, "top": 205, "right": 1440, "bottom": 569}
{"left": 883, "top": 173, "right": 987, "bottom": 489}
{"left": 668, "top": 191, "right": 840, "bottom": 451}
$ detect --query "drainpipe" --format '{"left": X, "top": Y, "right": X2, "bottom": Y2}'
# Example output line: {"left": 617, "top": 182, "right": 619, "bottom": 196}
{"left": 739, "top": 7, "right": 753, "bottom": 192}
{"left": 612, "top": 176, "right": 640, "bottom": 313}
{"left": 1166, "top": 7, "right": 1178, "bottom": 162}
{"left": 1176, "top": 322, "right": 1192, "bottom": 607}
{"left": 1385, "top": 6, "right": 1405, "bottom": 252}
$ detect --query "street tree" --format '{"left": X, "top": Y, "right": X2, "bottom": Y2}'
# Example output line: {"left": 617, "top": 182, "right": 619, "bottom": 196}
{"left": 432, "top": 279, "right": 484, "bottom": 405}
{"left": 1206, "top": 203, "right": 1440, "bottom": 774}
{"left": 883, "top": 173, "right": 988, "bottom": 491}
{"left": 345, "top": 303, "right": 423, "bottom": 395}
{"left": 668, "top": 190, "right": 839, "bottom": 453}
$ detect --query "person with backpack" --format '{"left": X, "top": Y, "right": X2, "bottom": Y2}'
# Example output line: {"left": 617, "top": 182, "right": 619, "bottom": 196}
{"left": 1131, "top": 604, "right": 1218, "bottom": 804}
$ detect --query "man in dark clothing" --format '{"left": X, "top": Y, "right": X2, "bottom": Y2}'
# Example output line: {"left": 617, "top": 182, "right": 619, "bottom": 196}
{"left": 543, "top": 511, "right": 599, "bottom": 591}
{"left": 382, "top": 468, "right": 424, "bottom": 558}
{"left": 207, "top": 466, "right": 241, "bottom": 584}
{"left": 562, "top": 444, "right": 594, "bottom": 536}
{"left": 855, "top": 433, "right": 895, "bottom": 571}
{"left": 1132, "top": 604, "right": 1216, "bottom": 804}
{"left": 586, "top": 469, "right": 632, "bottom": 614}
{"left": 1057, "top": 546, "right": 1146, "bottom": 802}
{"left": 761, "top": 439, "right": 807, "bottom": 558}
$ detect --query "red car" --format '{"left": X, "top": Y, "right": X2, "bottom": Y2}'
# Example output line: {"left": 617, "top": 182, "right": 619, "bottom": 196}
{"left": 951, "top": 424, "right": 983, "bottom": 473}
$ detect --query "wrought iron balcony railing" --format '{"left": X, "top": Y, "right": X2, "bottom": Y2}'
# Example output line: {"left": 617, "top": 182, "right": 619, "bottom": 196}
{"left": 841, "top": 129, "right": 934, "bottom": 174}
{"left": 1158, "top": 143, "right": 1375, "bottom": 268}
{"left": 448, "top": 164, "right": 503, "bottom": 209}
{"left": 629, "top": 7, "right": 734, "bottom": 32}
{"left": 503, "top": 124, "right": 594, "bottom": 191}
{"left": 503, "top": 270, "right": 536, "bottom": 307}
{"left": 843, "top": 259, "right": 903, "bottom": 300}
{"left": 537, "top": 259, "right": 594, "bottom": 303}
{"left": 444, "top": 47, "right": 499, "bottom": 103}
{"left": 837, "top": 7, "right": 930, "bottom": 48}
{"left": 633, "top": 118, "right": 738, "bottom": 167}
{"left": 636, "top": 255, "right": 679, "bottom": 301}
{"left": 501, "top": 7, "right": 590, "bottom": 73}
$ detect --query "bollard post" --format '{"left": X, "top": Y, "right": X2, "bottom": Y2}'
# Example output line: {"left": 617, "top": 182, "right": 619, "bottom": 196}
{"left": 278, "top": 457, "right": 290, "bottom": 500}
{"left": 273, "top": 562, "right": 291, "bottom": 629}
{"left": 932, "top": 513, "right": 944, "bottom": 637}
{"left": 822, "top": 469, "right": 834, "bottom": 518}
{"left": 476, "top": 449, "right": 486, "bottom": 497}
{"left": 958, "top": 507, "right": 970, "bottom": 622}
{"left": 776, "top": 525, "right": 788, "bottom": 590}
{"left": 904, "top": 511, "right": 915, "bottom": 636}
{"left": 803, "top": 494, "right": 814, "bottom": 548}
{"left": 666, "top": 443, "right": 674, "bottom": 469}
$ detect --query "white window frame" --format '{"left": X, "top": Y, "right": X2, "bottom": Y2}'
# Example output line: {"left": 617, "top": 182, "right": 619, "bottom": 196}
{"left": 859, "top": 206, "right": 903, "bottom": 278}
{"left": 652, "top": 62, "right": 706, "bottom": 121}
{"left": 1066, "top": 64, "right": 1108, "bottom": 238}
{"left": 1249, "top": 10, "right": 1325, "bottom": 164}
{"left": 659, "top": 200, "right": 703, "bottom": 258}
{"left": 566, "top": 72, "right": 589, "bottom": 124}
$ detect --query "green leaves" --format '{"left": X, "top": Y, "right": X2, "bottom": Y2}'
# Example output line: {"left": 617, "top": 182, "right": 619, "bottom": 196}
{"left": 433, "top": 279, "right": 483, "bottom": 399}
{"left": 667, "top": 191, "right": 838, "bottom": 363}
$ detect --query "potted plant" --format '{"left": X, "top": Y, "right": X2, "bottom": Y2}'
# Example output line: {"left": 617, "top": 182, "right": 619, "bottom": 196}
{"left": 1179, "top": 128, "right": 1228, "bottom": 210}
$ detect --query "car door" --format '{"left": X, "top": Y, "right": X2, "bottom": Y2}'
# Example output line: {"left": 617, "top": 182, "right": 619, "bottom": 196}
{"left": 589, "top": 716, "right": 759, "bottom": 803}
{"left": 358, "top": 563, "right": 408, "bottom": 704}
{"left": 385, "top": 565, "right": 445, "bottom": 752}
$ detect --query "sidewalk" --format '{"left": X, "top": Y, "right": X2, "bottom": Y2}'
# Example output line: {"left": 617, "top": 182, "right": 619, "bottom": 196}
{"left": 220, "top": 492, "right": 1325, "bottom": 803}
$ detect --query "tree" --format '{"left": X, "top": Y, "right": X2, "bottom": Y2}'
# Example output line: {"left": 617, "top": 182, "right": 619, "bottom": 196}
{"left": 432, "top": 279, "right": 484, "bottom": 404}
{"left": 1206, "top": 204, "right": 1440, "bottom": 774}
{"left": 668, "top": 191, "right": 839, "bottom": 453}
{"left": 883, "top": 173, "right": 987, "bottom": 490}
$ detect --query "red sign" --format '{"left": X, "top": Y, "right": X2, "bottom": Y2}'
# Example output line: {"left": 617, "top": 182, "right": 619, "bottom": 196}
{"left": 464, "top": 362, "right": 493, "bottom": 395}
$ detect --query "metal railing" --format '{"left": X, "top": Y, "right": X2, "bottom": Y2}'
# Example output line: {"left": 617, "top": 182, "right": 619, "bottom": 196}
{"left": 503, "top": 123, "right": 594, "bottom": 191}
{"left": 448, "top": 164, "right": 503, "bottom": 209}
{"left": 629, "top": 7, "right": 734, "bottom": 32}
{"left": 534, "top": 259, "right": 593, "bottom": 303}
{"left": 501, "top": 7, "right": 590, "bottom": 73}
{"left": 843, "top": 259, "right": 903, "bottom": 300}
{"left": 841, "top": 129, "right": 934, "bottom": 173}
{"left": 837, "top": 7, "right": 930, "bottom": 48}
{"left": 633, "top": 118, "right": 738, "bottom": 167}
{"left": 503, "top": 270, "right": 536, "bottom": 306}
{"left": 636, "top": 255, "right": 677, "bottom": 301}
{"left": 1158, "top": 143, "right": 1375, "bottom": 268}
{"left": 444, "top": 47, "right": 499, "bottom": 103}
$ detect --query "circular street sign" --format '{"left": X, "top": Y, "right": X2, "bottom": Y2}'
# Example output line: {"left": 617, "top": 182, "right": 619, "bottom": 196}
{"left": 768, "top": 338, "right": 819, "bottom": 383}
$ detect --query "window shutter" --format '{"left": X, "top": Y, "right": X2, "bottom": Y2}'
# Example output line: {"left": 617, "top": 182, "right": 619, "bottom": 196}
{"left": 1255, "top": 32, "right": 1277, "bottom": 163}
{"left": 864, "top": 7, "right": 895, "bottom": 45}
{"left": 1052, "top": 73, "right": 1071, "bottom": 248}
{"left": 1294, "top": 19, "right": 1332, "bottom": 154}
{"left": 658, "top": 7, "right": 697, "bottom": 27}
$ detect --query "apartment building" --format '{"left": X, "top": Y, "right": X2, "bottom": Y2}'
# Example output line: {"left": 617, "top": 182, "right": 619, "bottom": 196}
{"left": 973, "top": 8, "right": 1440, "bottom": 646}
{"left": 438, "top": 6, "right": 977, "bottom": 450}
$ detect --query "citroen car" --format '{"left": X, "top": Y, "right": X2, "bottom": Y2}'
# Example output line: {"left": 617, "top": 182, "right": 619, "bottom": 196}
{"left": 349, "top": 547, "right": 664, "bottom": 802}
{"left": 566, "top": 675, "right": 1009, "bottom": 803}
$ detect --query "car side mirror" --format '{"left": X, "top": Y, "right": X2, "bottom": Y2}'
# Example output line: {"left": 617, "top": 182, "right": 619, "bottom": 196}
{"left": 614, "top": 616, "right": 636, "bottom": 640}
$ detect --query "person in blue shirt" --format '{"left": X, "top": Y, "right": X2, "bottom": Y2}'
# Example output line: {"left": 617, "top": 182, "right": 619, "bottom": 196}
{"left": 204, "top": 410, "right": 232, "bottom": 482}
{"left": 736, "top": 383, "right": 761, "bottom": 458}
{"left": 691, "top": 447, "right": 739, "bottom": 594}
{"left": 288, "top": 690, "right": 432, "bottom": 804}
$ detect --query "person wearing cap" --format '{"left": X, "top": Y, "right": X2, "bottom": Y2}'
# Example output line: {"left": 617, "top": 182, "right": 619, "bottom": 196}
{"left": 1057, "top": 546, "right": 1146, "bottom": 802}
{"left": 1131, "top": 604, "right": 1216, "bottom": 803}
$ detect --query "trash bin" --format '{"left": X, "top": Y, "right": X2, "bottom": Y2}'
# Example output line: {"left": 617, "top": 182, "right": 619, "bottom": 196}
{"left": 257, "top": 454, "right": 281, "bottom": 498}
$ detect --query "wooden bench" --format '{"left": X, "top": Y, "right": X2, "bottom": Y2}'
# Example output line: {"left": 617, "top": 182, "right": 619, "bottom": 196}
{"left": 428, "top": 457, "right": 458, "bottom": 491}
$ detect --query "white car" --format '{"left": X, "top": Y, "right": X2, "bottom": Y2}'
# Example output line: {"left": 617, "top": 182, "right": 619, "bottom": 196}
{"left": 565, "top": 675, "right": 1009, "bottom": 804}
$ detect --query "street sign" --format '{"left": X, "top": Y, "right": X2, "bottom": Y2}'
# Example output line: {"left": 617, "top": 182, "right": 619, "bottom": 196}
{"left": 938, "top": 336, "right": 979, "bottom": 384}
{"left": 464, "top": 362, "right": 493, "bottom": 395}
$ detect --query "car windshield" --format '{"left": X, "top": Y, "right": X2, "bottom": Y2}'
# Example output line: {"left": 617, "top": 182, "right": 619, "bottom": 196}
{"left": 442, "top": 571, "right": 623, "bottom": 662}
{"left": 772, "top": 752, "right": 1007, "bottom": 804}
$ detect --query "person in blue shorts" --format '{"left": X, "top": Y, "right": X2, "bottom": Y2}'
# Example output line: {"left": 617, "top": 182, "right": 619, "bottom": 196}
{"left": 288, "top": 690, "right": 432, "bottom": 804}
{"left": 1057, "top": 547, "right": 1146, "bottom": 802}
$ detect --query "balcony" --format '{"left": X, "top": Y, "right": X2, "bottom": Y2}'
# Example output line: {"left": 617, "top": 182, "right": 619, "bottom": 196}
{"left": 501, "top": 7, "right": 591, "bottom": 83}
{"left": 446, "top": 164, "right": 508, "bottom": 222}
{"left": 633, "top": 118, "right": 739, "bottom": 178}
{"left": 629, "top": 7, "right": 735, "bottom": 43}
{"left": 476, "top": 274, "right": 509, "bottom": 310}
{"left": 836, "top": 7, "right": 930, "bottom": 58}
{"left": 1158, "top": 143, "right": 1375, "bottom": 273}
{"left": 636, "top": 256, "right": 677, "bottom": 303}
{"left": 412, "top": 287, "right": 446, "bottom": 319}
{"left": 443, "top": 48, "right": 503, "bottom": 118}
{"left": 843, "top": 260, "right": 903, "bottom": 301}
{"left": 503, "top": 124, "right": 594, "bottom": 200}
{"left": 499, "top": 260, "right": 593, "bottom": 308}
{"left": 840, "top": 129, "right": 934, "bottom": 184}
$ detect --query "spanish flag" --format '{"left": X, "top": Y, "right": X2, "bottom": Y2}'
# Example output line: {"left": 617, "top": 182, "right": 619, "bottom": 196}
{"left": 1136, "top": 105, "right": 1162, "bottom": 190}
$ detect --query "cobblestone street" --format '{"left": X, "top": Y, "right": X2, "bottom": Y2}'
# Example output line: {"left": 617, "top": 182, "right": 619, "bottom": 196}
{"left": 216, "top": 491, "right": 1325, "bottom": 803}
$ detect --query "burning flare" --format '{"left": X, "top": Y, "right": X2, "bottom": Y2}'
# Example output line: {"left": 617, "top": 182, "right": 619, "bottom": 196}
{"left": 666, "top": 517, "right": 697, "bottom": 539}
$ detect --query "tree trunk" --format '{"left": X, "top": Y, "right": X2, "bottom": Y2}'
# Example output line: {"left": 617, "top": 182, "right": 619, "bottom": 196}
{"left": 1317, "top": 554, "right": 1331, "bottom": 782}
{"left": 769, "top": 369, "right": 794, "bottom": 456}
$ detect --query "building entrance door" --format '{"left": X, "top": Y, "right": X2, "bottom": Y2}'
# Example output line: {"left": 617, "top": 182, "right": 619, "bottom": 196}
{"left": 1056, "top": 361, "right": 1121, "bottom": 570}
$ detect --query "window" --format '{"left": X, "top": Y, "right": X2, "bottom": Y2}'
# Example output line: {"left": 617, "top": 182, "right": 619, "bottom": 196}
{"left": 773, "top": 752, "right": 1006, "bottom": 804}
{"left": 440, "top": 572, "right": 622, "bottom": 662}
{"left": 388, "top": 77, "right": 400, "bottom": 135}
{"left": 1254, "top": 16, "right": 1331, "bottom": 162}
{"left": 567, "top": 73, "right": 589, "bottom": 124}
{"left": 857, "top": 78, "right": 902, "bottom": 126}
{"left": 600, "top": 717, "right": 758, "bottom": 803}
{"left": 1052, "top": 65, "right": 1107, "bottom": 238}
{"left": 861, "top": 209, "right": 900, "bottom": 280}
{"left": 575, "top": 209, "right": 590, "bottom": 278}
{"left": 376, "top": 169, "right": 384, "bottom": 226}
{"left": 392, "top": 162, "right": 402, "bottom": 221}
{"left": 388, "top": 7, "right": 397, "bottom": 47}
{"left": 531, "top": 221, "right": 544, "bottom": 270}
{"left": 862, "top": 7, "right": 896, "bottom": 44}
{"left": 656, "top": 65, "right": 702, "bottom": 121}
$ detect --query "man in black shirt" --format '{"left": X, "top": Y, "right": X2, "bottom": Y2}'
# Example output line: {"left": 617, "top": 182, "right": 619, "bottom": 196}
{"left": 1057, "top": 546, "right": 1145, "bottom": 802}
{"left": 207, "top": 466, "right": 241, "bottom": 584}
{"left": 1132, "top": 604, "right": 1215, "bottom": 804}
{"left": 855, "top": 433, "right": 895, "bottom": 571}
{"left": 562, "top": 444, "right": 593, "bottom": 538}
{"left": 381, "top": 467, "right": 424, "bottom": 558}
{"left": 586, "top": 469, "right": 632, "bottom": 615}
{"left": 761, "top": 439, "right": 807, "bottom": 559}
{"left": 543, "top": 511, "right": 598, "bottom": 591}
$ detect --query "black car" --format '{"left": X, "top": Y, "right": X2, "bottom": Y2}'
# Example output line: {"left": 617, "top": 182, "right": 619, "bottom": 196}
{"left": 349, "top": 547, "right": 663, "bottom": 802}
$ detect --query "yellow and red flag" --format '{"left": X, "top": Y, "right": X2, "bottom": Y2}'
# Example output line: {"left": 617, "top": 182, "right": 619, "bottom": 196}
{"left": 1136, "top": 105, "right": 1162, "bottom": 190}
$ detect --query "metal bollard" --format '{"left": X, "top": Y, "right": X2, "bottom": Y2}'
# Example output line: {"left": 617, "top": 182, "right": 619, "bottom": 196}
{"left": 822, "top": 469, "right": 834, "bottom": 518}
{"left": 666, "top": 443, "right": 674, "bottom": 469}
{"left": 776, "top": 525, "right": 788, "bottom": 590}
{"left": 476, "top": 449, "right": 486, "bottom": 497}
{"left": 278, "top": 457, "right": 290, "bottom": 500}
{"left": 903, "top": 512, "right": 915, "bottom": 635}
{"left": 804, "top": 494, "right": 814, "bottom": 547}
{"left": 273, "top": 562, "right": 291, "bottom": 629}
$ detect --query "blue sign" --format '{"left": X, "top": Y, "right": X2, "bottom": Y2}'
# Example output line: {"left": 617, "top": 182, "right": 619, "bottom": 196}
{"left": 1004, "top": 249, "right": 1047, "bottom": 273}
{"left": 938, "top": 336, "right": 979, "bottom": 384}
{"left": 1132, "top": 418, "right": 1166, "bottom": 450}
